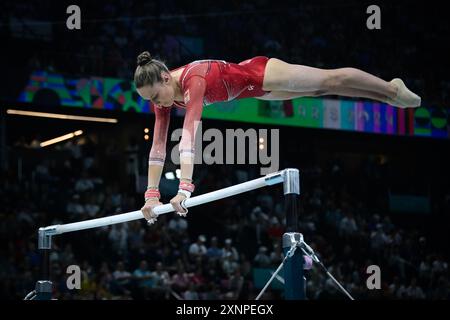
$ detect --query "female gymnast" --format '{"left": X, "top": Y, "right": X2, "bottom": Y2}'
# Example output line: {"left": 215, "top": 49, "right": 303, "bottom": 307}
{"left": 134, "top": 51, "right": 421, "bottom": 224}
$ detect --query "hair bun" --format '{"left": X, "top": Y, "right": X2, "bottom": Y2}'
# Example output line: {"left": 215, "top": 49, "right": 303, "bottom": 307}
{"left": 137, "top": 51, "right": 152, "bottom": 67}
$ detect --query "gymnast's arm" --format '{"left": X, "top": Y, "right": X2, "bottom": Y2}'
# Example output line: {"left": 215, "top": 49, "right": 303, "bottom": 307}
{"left": 141, "top": 106, "right": 171, "bottom": 221}
{"left": 169, "top": 76, "right": 206, "bottom": 214}
{"left": 178, "top": 76, "right": 206, "bottom": 183}
{"left": 148, "top": 106, "right": 172, "bottom": 187}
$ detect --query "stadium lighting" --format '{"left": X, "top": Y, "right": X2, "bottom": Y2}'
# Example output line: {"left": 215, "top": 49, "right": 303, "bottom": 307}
{"left": 165, "top": 172, "right": 176, "bottom": 180}
{"left": 40, "top": 130, "right": 83, "bottom": 147}
{"left": 6, "top": 109, "right": 118, "bottom": 123}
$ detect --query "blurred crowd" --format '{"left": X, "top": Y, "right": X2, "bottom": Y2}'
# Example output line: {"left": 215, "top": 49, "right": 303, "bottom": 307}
{"left": 0, "top": 132, "right": 449, "bottom": 300}
{"left": 2, "top": 0, "right": 449, "bottom": 106}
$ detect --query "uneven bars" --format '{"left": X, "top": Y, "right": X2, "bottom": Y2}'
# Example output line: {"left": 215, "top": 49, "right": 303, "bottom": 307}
{"left": 40, "top": 169, "right": 288, "bottom": 237}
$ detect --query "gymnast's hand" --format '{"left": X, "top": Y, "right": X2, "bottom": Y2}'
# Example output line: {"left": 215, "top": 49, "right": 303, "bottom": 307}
{"left": 170, "top": 193, "right": 188, "bottom": 217}
{"left": 141, "top": 198, "right": 162, "bottom": 225}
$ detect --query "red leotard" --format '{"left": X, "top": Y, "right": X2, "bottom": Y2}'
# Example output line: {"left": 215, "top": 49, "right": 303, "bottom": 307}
{"left": 149, "top": 56, "right": 270, "bottom": 166}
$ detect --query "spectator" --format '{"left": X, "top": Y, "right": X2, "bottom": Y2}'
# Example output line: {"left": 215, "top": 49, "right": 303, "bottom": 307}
{"left": 206, "top": 236, "right": 222, "bottom": 260}
{"left": 133, "top": 260, "right": 153, "bottom": 299}
{"left": 188, "top": 235, "right": 208, "bottom": 259}
{"left": 112, "top": 261, "right": 132, "bottom": 296}
{"left": 254, "top": 246, "right": 271, "bottom": 268}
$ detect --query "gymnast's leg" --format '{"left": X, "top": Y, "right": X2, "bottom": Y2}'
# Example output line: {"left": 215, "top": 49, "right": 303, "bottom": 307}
{"left": 262, "top": 58, "right": 421, "bottom": 107}
{"left": 258, "top": 88, "right": 389, "bottom": 102}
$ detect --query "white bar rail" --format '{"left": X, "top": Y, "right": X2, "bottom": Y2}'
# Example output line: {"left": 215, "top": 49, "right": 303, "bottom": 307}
{"left": 39, "top": 169, "right": 295, "bottom": 239}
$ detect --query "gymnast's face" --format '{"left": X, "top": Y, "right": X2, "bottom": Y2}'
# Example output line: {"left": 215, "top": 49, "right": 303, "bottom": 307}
{"left": 137, "top": 72, "right": 175, "bottom": 107}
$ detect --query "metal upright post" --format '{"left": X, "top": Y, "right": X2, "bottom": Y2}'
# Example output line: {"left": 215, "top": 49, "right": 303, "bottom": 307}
{"left": 282, "top": 169, "right": 304, "bottom": 300}
{"left": 35, "top": 227, "right": 54, "bottom": 300}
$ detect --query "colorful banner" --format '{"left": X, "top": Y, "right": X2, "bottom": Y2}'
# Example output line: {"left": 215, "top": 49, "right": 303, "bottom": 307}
{"left": 18, "top": 71, "right": 449, "bottom": 139}
{"left": 19, "top": 71, "right": 151, "bottom": 113}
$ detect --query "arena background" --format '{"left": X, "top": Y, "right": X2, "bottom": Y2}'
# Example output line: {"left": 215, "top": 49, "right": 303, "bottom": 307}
{"left": 0, "top": 0, "right": 449, "bottom": 300}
